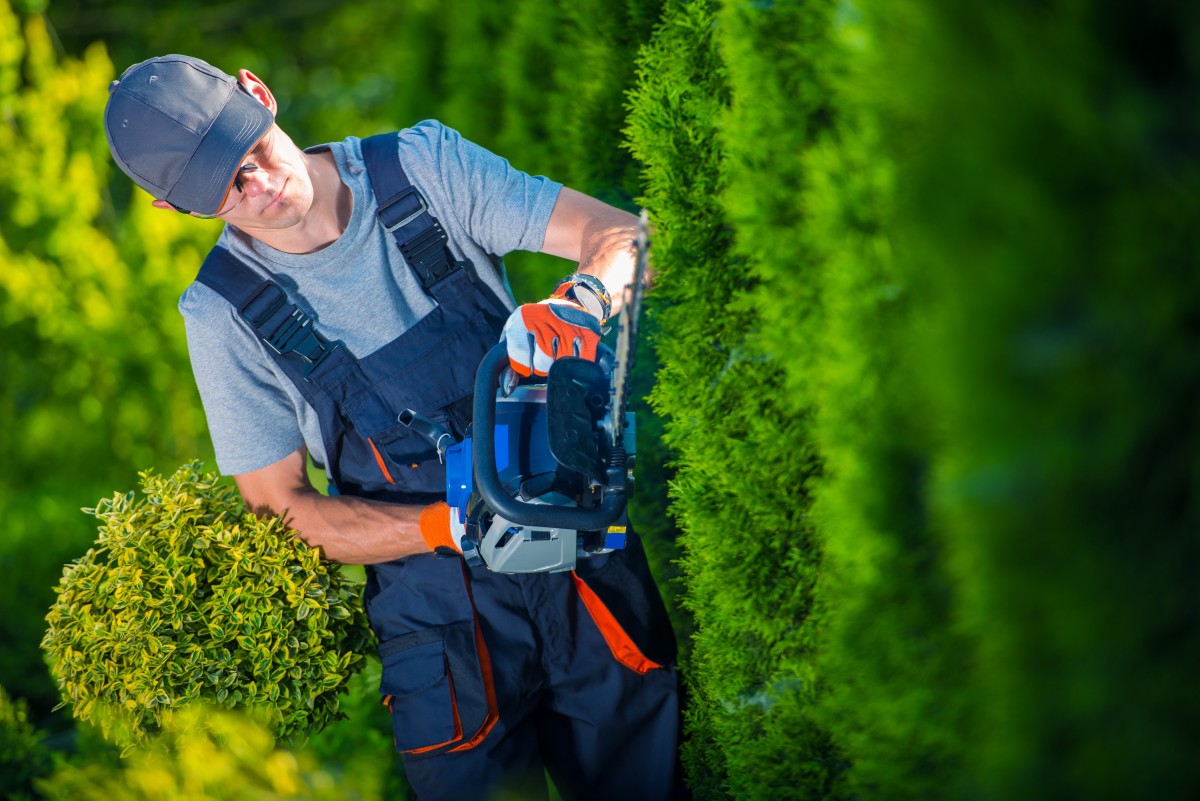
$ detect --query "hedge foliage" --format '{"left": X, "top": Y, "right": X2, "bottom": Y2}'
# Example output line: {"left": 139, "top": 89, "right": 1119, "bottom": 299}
{"left": 38, "top": 705, "right": 383, "bottom": 801}
{"left": 799, "top": 5, "right": 976, "bottom": 797}
{"left": 41, "top": 463, "right": 373, "bottom": 749}
{"left": 870, "top": 2, "right": 1200, "bottom": 797}
{"left": 0, "top": 684, "right": 55, "bottom": 801}
{"left": 625, "top": 0, "right": 1200, "bottom": 798}
{"left": 626, "top": 0, "right": 839, "bottom": 797}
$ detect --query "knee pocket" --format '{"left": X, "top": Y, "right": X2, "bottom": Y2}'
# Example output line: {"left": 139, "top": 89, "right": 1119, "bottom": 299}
{"left": 380, "top": 620, "right": 498, "bottom": 757}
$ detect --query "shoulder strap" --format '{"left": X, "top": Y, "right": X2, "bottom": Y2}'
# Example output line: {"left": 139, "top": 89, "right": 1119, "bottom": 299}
{"left": 196, "top": 246, "right": 346, "bottom": 384}
{"left": 361, "top": 132, "right": 463, "bottom": 295}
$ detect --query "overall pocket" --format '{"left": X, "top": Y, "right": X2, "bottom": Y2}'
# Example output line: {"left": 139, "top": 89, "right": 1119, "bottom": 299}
{"left": 338, "top": 308, "right": 492, "bottom": 494}
{"left": 374, "top": 567, "right": 499, "bottom": 759}
{"left": 380, "top": 635, "right": 460, "bottom": 752}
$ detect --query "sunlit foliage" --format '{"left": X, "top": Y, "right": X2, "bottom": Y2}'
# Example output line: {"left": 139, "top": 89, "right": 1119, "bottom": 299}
{"left": 0, "top": 0, "right": 217, "bottom": 717}
{"left": 0, "top": 684, "right": 56, "bottom": 801}
{"left": 38, "top": 705, "right": 384, "bottom": 801}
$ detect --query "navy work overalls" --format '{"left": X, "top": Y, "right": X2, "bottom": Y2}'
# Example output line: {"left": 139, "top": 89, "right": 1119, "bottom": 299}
{"left": 196, "top": 133, "right": 681, "bottom": 800}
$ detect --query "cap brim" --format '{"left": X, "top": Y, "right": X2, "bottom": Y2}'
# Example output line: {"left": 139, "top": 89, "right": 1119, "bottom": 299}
{"left": 167, "top": 87, "right": 274, "bottom": 215}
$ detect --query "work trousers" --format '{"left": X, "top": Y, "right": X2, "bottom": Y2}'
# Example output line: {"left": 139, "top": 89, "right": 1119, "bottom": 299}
{"left": 367, "top": 554, "right": 681, "bottom": 801}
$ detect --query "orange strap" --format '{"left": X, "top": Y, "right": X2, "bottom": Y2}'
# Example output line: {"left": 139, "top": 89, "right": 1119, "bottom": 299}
{"left": 571, "top": 572, "right": 661, "bottom": 675}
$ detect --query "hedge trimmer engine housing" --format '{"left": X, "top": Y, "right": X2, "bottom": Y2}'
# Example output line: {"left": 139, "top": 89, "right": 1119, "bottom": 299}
{"left": 449, "top": 351, "right": 635, "bottom": 573}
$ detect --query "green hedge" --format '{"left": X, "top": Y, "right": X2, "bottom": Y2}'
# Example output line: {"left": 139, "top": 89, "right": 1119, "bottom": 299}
{"left": 0, "top": 685, "right": 55, "bottom": 801}
{"left": 626, "top": 1, "right": 834, "bottom": 797}
{"left": 625, "top": 0, "right": 1199, "bottom": 798}
{"left": 801, "top": 3, "right": 975, "bottom": 797}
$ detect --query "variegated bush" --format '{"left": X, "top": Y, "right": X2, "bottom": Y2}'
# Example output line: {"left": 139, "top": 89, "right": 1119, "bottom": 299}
{"left": 42, "top": 463, "right": 373, "bottom": 748}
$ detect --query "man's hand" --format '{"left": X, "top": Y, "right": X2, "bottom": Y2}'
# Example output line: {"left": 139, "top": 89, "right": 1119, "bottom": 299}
{"left": 502, "top": 299, "right": 601, "bottom": 377}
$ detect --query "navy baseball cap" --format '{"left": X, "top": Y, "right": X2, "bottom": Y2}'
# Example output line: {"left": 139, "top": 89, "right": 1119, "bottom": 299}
{"left": 104, "top": 55, "right": 273, "bottom": 215}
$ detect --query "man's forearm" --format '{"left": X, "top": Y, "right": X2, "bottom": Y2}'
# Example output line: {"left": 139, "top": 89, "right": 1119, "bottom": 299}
{"left": 541, "top": 188, "right": 641, "bottom": 317}
{"left": 235, "top": 447, "right": 431, "bottom": 565}
{"left": 272, "top": 489, "right": 430, "bottom": 565}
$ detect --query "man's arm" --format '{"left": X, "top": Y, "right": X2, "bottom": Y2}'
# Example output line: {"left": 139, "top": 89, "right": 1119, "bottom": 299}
{"left": 541, "top": 188, "right": 641, "bottom": 315}
{"left": 235, "top": 447, "right": 430, "bottom": 564}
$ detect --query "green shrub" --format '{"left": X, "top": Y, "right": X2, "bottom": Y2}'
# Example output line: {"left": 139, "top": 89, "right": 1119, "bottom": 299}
{"left": 0, "top": 684, "right": 56, "bottom": 801}
{"left": 1, "top": 2, "right": 220, "bottom": 726}
{"left": 795, "top": 4, "right": 977, "bottom": 799}
{"left": 38, "top": 704, "right": 383, "bottom": 801}
{"left": 41, "top": 463, "right": 373, "bottom": 750}
{"left": 303, "top": 660, "right": 413, "bottom": 800}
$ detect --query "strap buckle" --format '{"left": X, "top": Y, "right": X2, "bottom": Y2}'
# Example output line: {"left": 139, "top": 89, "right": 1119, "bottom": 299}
{"left": 378, "top": 186, "right": 428, "bottom": 233}
{"left": 239, "top": 282, "right": 288, "bottom": 328}
{"left": 264, "top": 308, "right": 338, "bottom": 379}
{"left": 239, "top": 282, "right": 339, "bottom": 380}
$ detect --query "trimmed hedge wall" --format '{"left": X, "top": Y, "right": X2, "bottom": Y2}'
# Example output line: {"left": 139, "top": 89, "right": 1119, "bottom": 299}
{"left": 802, "top": 4, "right": 975, "bottom": 797}
{"left": 873, "top": 2, "right": 1200, "bottom": 798}
{"left": 626, "top": 1, "right": 835, "bottom": 797}
{"left": 625, "top": 0, "right": 1199, "bottom": 798}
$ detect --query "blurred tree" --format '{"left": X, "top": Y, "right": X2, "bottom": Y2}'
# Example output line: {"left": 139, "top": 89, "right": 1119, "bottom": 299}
{"left": 0, "top": 0, "right": 216, "bottom": 728}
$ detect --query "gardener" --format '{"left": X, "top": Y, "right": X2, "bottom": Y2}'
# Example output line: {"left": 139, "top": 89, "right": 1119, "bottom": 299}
{"left": 103, "top": 55, "right": 680, "bottom": 801}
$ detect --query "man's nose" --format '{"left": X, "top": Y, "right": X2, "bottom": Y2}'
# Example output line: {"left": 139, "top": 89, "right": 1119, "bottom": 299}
{"left": 237, "top": 164, "right": 271, "bottom": 195}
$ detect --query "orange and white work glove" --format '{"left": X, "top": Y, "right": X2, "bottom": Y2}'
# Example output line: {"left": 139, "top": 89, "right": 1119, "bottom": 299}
{"left": 501, "top": 299, "right": 602, "bottom": 378}
{"left": 419, "top": 501, "right": 463, "bottom": 553}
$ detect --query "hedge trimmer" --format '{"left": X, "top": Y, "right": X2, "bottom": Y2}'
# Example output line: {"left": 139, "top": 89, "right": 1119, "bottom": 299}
{"left": 404, "top": 210, "right": 649, "bottom": 573}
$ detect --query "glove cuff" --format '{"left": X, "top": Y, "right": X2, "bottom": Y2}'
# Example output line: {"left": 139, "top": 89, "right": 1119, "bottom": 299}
{"left": 419, "top": 502, "right": 458, "bottom": 552}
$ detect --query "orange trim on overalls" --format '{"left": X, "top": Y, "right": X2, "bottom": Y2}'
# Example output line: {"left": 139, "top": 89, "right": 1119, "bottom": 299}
{"left": 450, "top": 563, "right": 500, "bottom": 752}
{"left": 571, "top": 571, "right": 661, "bottom": 675}
{"left": 367, "top": 437, "right": 396, "bottom": 484}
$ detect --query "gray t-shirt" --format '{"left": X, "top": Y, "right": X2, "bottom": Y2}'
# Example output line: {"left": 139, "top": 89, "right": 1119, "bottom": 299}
{"left": 178, "top": 120, "right": 562, "bottom": 475}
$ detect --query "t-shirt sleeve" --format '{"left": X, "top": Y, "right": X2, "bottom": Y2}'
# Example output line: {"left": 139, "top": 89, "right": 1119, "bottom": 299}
{"left": 400, "top": 120, "right": 562, "bottom": 256}
{"left": 178, "top": 282, "right": 306, "bottom": 475}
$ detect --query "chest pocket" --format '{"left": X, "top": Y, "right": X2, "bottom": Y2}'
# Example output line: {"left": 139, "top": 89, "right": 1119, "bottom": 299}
{"left": 335, "top": 306, "right": 496, "bottom": 496}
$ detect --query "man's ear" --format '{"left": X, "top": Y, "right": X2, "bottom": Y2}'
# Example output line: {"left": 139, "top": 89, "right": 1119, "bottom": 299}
{"left": 237, "top": 69, "right": 278, "bottom": 117}
{"left": 151, "top": 199, "right": 175, "bottom": 211}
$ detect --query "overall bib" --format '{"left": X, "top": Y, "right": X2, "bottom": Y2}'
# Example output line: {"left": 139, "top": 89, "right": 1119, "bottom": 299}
{"left": 195, "top": 133, "right": 682, "bottom": 801}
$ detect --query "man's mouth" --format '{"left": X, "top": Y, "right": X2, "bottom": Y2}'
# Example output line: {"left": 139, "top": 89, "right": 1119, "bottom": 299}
{"left": 265, "top": 178, "right": 288, "bottom": 211}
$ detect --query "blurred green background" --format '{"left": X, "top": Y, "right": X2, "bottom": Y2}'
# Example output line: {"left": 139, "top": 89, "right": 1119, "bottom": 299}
{"left": 3, "top": 0, "right": 1198, "bottom": 798}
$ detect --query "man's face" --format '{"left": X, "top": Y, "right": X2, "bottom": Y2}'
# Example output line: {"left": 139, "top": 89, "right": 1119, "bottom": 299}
{"left": 206, "top": 125, "right": 315, "bottom": 231}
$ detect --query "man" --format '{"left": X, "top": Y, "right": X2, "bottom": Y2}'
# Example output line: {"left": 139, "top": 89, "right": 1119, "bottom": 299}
{"left": 103, "top": 55, "right": 680, "bottom": 800}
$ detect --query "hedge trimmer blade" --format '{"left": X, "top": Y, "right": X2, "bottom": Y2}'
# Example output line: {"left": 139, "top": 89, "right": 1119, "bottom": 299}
{"left": 609, "top": 209, "right": 649, "bottom": 448}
